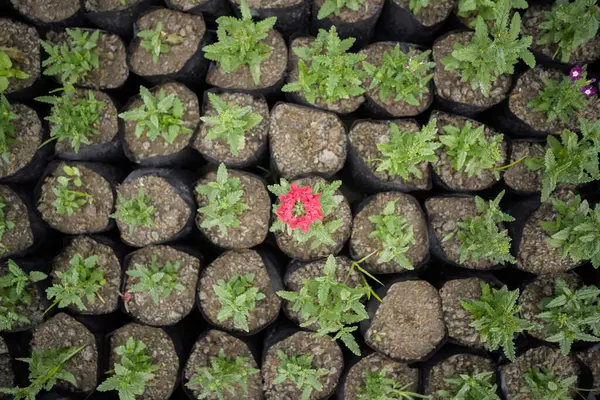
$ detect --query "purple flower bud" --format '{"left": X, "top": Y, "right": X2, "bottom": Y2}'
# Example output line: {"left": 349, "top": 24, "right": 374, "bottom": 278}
{"left": 581, "top": 85, "right": 597, "bottom": 98}
{"left": 570, "top": 66, "right": 584, "bottom": 81}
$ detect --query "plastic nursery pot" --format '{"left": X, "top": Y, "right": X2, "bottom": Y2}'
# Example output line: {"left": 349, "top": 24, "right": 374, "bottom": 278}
{"left": 227, "top": 0, "right": 310, "bottom": 39}
{"left": 503, "top": 138, "right": 544, "bottom": 196}
{"left": 9, "top": 0, "right": 85, "bottom": 28}
{"left": 165, "top": 0, "right": 232, "bottom": 26}
{"left": 84, "top": 0, "right": 163, "bottom": 38}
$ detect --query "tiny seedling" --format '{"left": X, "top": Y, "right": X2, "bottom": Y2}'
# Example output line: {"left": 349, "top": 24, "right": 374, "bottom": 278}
{"left": 40, "top": 28, "right": 100, "bottom": 85}
{"left": 126, "top": 255, "right": 185, "bottom": 305}
{"left": 0, "top": 345, "right": 85, "bottom": 400}
{"left": 539, "top": 0, "right": 600, "bottom": 63}
{"left": 213, "top": 272, "right": 266, "bottom": 332}
{"left": 0, "top": 198, "right": 15, "bottom": 248}
{"left": 112, "top": 187, "right": 156, "bottom": 233}
{"left": 0, "top": 260, "right": 47, "bottom": 331}
{"left": 317, "top": 0, "right": 366, "bottom": 19}
{"left": 521, "top": 366, "right": 577, "bottom": 400}
{"left": 409, "top": 0, "right": 433, "bottom": 14}
{"left": 437, "top": 371, "right": 500, "bottom": 400}
{"left": 368, "top": 199, "right": 416, "bottom": 269}
{"left": 97, "top": 337, "right": 159, "bottom": 400}
{"left": 203, "top": 0, "right": 277, "bottom": 85}
{"left": 50, "top": 165, "right": 93, "bottom": 216}
{"left": 444, "top": 191, "right": 516, "bottom": 265}
{"left": 273, "top": 350, "right": 329, "bottom": 400}
{"left": 371, "top": 119, "right": 441, "bottom": 180}
{"left": 277, "top": 255, "right": 371, "bottom": 355}
{"left": 118, "top": 86, "right": 193, "bottom": 144}
{"left": 185, "top": 348, "right": 260, "bottom": 400}
{"left": 196, "top": 163, "right": 249, "bottom": 235}
{"left": 0, "top": 95, "right": 17, "bottom": 164}
{"left": 0, "top": 47, "right": 30, "bottom": 93}
{"left": 457, "top": 0, "right": 528, "bottom": 24}
{"left": 439, "top": 121, "right": 504, "bottom": 178}
{"left": 282, "top": 26, "right": 366, "bottom": 105}
{"left": 36, "top": 85, "right": 105, "bottom": 153}
{"left": 268, "top": 179, "right": 344, "bottom": 250}
{"left": 363, "top": 45, "right": 434, "bottom": 106}
{"left": 137, "top": 22, "right": 185, "bottom": 64}
{"left": 45, "top": 254, "right": 106, "bottom": 313}
{"left": 461, "top": 282, "right": 536, "bottom": 361}
{"left": 357, "top": 369, "right": 428, "bottom": 400}
{"left": 200, "top": 92, "right": 263, "bottom": 156}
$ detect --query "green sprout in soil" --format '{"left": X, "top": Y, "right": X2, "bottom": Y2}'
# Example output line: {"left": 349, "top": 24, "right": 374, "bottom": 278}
{"left": 276, "top": 255, "right": 372, "bottom": 355}
{"left": 40, "top": 28, "right": 100, "bottom": 85}
{"left": 437, "top": 371, "right": 500, "bottom": 400}
{"left": 409, "top": 0, "right": 433, "bottom": 14}
{"left": 45, "top": 254, "right": 106, "bottom": 313}
{"left": 97, "top": 337, "right": 158, "bottom": 400}
{"left": 0, "top": 260, "right": 47, "bottom": 331}
{"left": 362, "top": 45, "right": 434, "bottom": 106}
{"left": 439, "top": 121, "right": 505, "bottom": 179}
{"left": 200, "top": 92, "right": 263, "bottom": 156}
{"left": 444, "top": 191, "right": 516, "bottom": 265}
{"left": 0, "top": 197, "right": 15, "bottom": 252}
{"left": 0, "top": 95, "right": 17, "bottom": 164}
{"left": 0, "top": 47, "right": 30, "bottom": 93}
{"left": 36, "top": 85, "right": 106, "bottom": 153}
{"left": 357, "top": 369, "right": 428, "bottom": 400}
{"left": 273, "top": 350, "right": 329, "bottom": 400}
{"left": 461, "top": 282, "right": 536, "bottom": 361}
{"left": 282, "top": 26, "right": 366, "bottom": 105}
{"left": 126, "top": 255, "right": 185, "bottom": 305}
{"left": 0, "top": 345, "right": 86, "bottom": 400}
{"left": 368, "top": 199, "right": 416, "bottom": 270}
{"left": 457, "top": 0, "right": 528, "bottom": 25}
{"left": 186, "top": 348, "right": 260, "bottom": 400}
{"left": 317, "top": 0, "right": 365, "bottom": 20}
{"left": 50, "top": 165, "right": 93, "bottom": 216}
{"left": 112, "top": 187, "right": 156, "bottom": 233}
{"left": 521, "top": 366, "right": 577, "bottom": 400}
{"left": 119, "top": 86, "right": 193, "bottom": 144}
{"left": 441, "top": 0, "right": 535, "bottom": 97}
{"left": 213, "top": 272, "right": 266, "bottom": 332}
{"left": 538, "top": 0, "right": 600, "bottom": 63}
{"left": 137, "top": 22, "right": 185, "bottom": 64}
{"left": 196, "top": 163, "right": 249, "bottom": 235}
{"left": 203, "top": 0, "right": 277, "bottom": 86}
{"left": 371, "top": 119, "right": 440, "bottom": 180}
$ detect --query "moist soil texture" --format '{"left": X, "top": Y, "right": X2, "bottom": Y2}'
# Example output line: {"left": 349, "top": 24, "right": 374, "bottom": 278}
{"left": 425, "top": 353, "right": 495, "bottom": 398}
{"left": 0, "top": 18, "right": 40, "bottom": 93}
{"left": 230, "top": 0, "right": 303, "bottom": 8}
{"left": 84, "top": 0, "right": 143, "bottom": 13}
{"left": 313, "top": 0, "right": 382, "bottom": 24}
{"left": 504, "top": 141, "right": 543, "bottom": 193}
{"left": 0, "top": 103, "right": 41, "bottom": 179}
{"left": 10, "top": 0, "right": 80, "bottom": 23}
{"left": 0, "top": 185, "right": 34, "bottom": 257}
{"left": 439, "top": 277, "right": 485, "bottom": 349}
{"left": 394, "top": 0, "right": 456, "bottom": 26}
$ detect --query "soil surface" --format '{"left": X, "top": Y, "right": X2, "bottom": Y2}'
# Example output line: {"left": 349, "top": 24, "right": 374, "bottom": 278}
{"left": 84, "top": 0, "right": 143, "bottom": 12}
{"left": 38, "top": 163, "right": 114, "bottom": 235}
{"left": 578, "top": 348, "right": 600, "bottom": 396}
{"left": 122, "top": 81, "right": 199, "bottom": 163}
{"left": 195, "top": 91, "right": 269, "bottom": 166}
{"left": 425, "top": 353, "right": 495, "bottom": 398}
{"left": 394, "top": 0, "right": 456, "bottom": 26}
{"left": 130, "top": 9, "right": 206, "bottom": 76}
{"left": 269, "top": 102, "right": 347, "bottom": 179}
{"left": 262, "top": 331, "right": 343, "bottom": 400}
{"left": 198, "top": 249, "right": 281, "bottom": 333}
{"left": 51, "top": 235, "right": 121, "bottom": 314}
{"left": 123, "top": 245, "right": 200, "bottom": 326}
{"left": 350, "top": 192, "right": 428, "bottom": 274}
{"left": 0, "top": 18, "right": 40, "bottom": 93}
{"left": 10, "top": 0, "right": 80, "bottom": 23}
{"left": 439, "top": 277, "right": 485, "bottom": 349}
{"left": 0, "top": 261, "right": 44, "bottom": 332}
{"left": 313, "top": 0, "right": 382, "bottom": 23}
{"left": 365, "top": 280, "right": 446, "bottom": 361}
{"left": 184, "top": 329, "right": 262, "bottom": 400}
{"left": 30, "top": 313, "right": 98, "bottom": 392}
{"left": 108, "top": 323, "right": 179, "bottom": 400}
{"left": 504, "top": 141, "right": 543, "bottom": 193}
{"left": 0, "top": 103, "right": 41, "bottom": 180}
{"left": 0, "top": 338, "right": 13, "bottom": 388}
{"left": 0, "top": 185, "right": 34, "bottom": 258}
{"left": 229, "top": 0, "right": 303, "bottom": 8}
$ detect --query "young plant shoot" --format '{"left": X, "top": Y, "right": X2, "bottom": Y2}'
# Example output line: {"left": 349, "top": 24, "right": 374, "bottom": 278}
{"left": 126, "top": 254, "right": 185, "bottom": 305}
{"left": 112, "top": 187, "right": 156, "bottom": 233}
{"left": 437, "top": 371, "right": 500, "bottom": 400}
{"left": 409, "top": 0, "right": 433, "bottom": 14}
{"left": 137, "top": 22, "right": 184, "bottom": 64}
{"left": 0, "top": 95, "right": 17, "bottom": 165}
{"left": 273, "top": 350, "right": 329, "bottom": 400}
{"left": 50, "top": 166, "right": 93, "bottom": 216}
{"left": 213, "top": 273, "right": 266, "bottom": 332}
{"left": 0, "top": 48, "right": 30, "bottom": 93}
{"left": 317, "top": 0, "right": 366, "bottom": 19}
{"left": 356, "top": 369, "right": 427, "bottom": 400}
{"left": 0, "top": 198, "right": 15, "bottom": 254}
{"left": 368, "top": 200, "right": 416, "bottom": 269}
{"left": 521, "top": 367, "right": 577, "bottom": 400}
{"left": 457, "top": 0, "right": 528, "bottom": 25}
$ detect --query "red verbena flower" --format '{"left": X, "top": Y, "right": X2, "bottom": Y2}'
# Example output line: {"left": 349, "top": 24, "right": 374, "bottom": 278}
{"left": 570, "top": 66, "right": 584, "bottom": 81}
{"left": 276, "top": 183, "right": 323, "bottom": 232}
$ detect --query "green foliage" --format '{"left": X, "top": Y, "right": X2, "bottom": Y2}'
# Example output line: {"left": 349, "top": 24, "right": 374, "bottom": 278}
{"left": 363, "top": 45, "right": 434, "bottom": 105}
{"left": 0, "top": 345, "right": 85, "bottom": 400}
{"left": 50, "top": 165, "right": 93, "bottom": 216}
{"left": 213, "top": 273, "right": 266, "bottom": 332}
{"left": 282, "top": 26, "right": 366, "bottom": 104}
{"left": 368, "top": 200, "right": 416, "bottom": 269}
{"left": 0, "top": 198, "right": 15, "bottom": 247}
{"left": 97, "top": 337, "right": 158, "bottom": 400}
{"left": 0, "top": 260, "right": 47, "bottom": 331}
{"left": 521, "top": 367, "right": 577, "bottom": 400}
{"left": 126, "top": 255, "right": 185, "bottom": 305}
{"left": 539, "top": 0, "right": 600, "bottom": 63}
{"left": 200, "top": 92, "right": 263, "bottom": 156}
{"left": 276, "top": 255, "right": 371, "bottom": 355}
{"left": 40, "top": 28, "right": 100, "bottom": 85}
{"left": 119, "top": 86, "right": 193, "bottom": 144}
{"left": 203, "top": 0, "right": 277, "bottom": 85}
{"left": 112, "top": 187, "right": 156, "bottom": 233}
{"left": 441, "top": 3, "right": 535, "bottom": 97}
{"left": 137, "top": 22, "right": 185, "bottom": 64}
{"left": 273, "top": 350, "right": 329, "bottom": 400}
{"left": 0, "top": 48, "right": 30, "bottom": 93}
{"left": 457, "top": 0, "right": 528, "bottom": 23}
{"left": 444, "top": 191, "right": 516, "bottom": 265}
{"left": 461, "top": 283, "right": 536, "bottom": 361}
{"left": 0, "top": 95, "right": 17, "bottom": 164}
{"left": 357, "top": 369, "right": 428, "bottom": 400}
{"left": 186, "top": 348, "right": 260, "bottom": 400}
{"left": 317, "top": 0, "right": 366, "bottom": 19}
{"left": 409, "top": 0, "right": 432, "bottom": 14}
{"left": 439, "top": 121, "right": 504, "bottom": 178}
{"left": 373, "top": 119, "right": 441, "bottom": 180}
{"left": 437, "top": 371, "right": 500, "bottom": 400}
{"left": 36, "top": 85, "right": 105, "bottom": 153}
{"left": 197, "top": 163, "right": 249, "bottom": 235}
{"left": 45, "top": 254, "right": 105, "bottom": 312}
